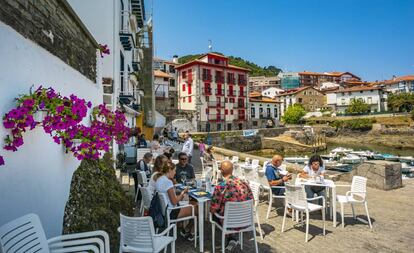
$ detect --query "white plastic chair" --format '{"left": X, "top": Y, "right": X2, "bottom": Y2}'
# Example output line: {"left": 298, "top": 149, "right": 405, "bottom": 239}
{"left": 119, "top": 214, "right": 176, "bottom": 253}
{"left": 210, "top": 200, "right": 258, "bottom": 253}
{"left": 135, "top": 171, "right": 149, "bottom": 202}
{"left": 251, "top": 159, "right": 260, "bottom": 170}
{"left": 336, "top": 176, "right": 372, "bottom": 229}
{"left": 0, "top": 213, "right": 109, "bottom": 253}
{"left": 138, "top": 186, "right": 153, "bottom": 216}
{"left": 282, "top": 185, "right": 325, "bottom": 242}
{"left": 266, "top": 184, "right": 286, "bottom": 220}
{"left": 231, "top": 156, "right": 239, "bottom": 163}
{"left": 249, "top": 182, "right": 264, "bottom": 240}
{"left": 261, "top": 160, "right": 270, "bottom": 173}
{"left": 158, "top": 193, "right": 198, "bottom": 248}
{"left": 244, "top": 169, "right": 259, "bottom": 183}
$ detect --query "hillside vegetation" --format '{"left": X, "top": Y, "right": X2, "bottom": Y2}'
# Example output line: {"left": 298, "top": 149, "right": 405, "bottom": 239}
{"left": 178, "top": 53, "right": 281, "bottom": 77}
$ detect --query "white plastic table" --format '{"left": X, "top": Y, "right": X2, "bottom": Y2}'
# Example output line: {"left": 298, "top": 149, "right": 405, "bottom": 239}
{"left": 190, "top": 193, "right": 211, "bottom": 252}
{"left": 295, "top": 178, "right": 337, "bottom": 227}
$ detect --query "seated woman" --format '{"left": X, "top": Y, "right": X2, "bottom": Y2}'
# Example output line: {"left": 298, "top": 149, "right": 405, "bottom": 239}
{"left": 299, "top": 155, "right": 326, "bottom": 205}
{"left": 148, "top": 155, "right": 169, "bottom": 193}
{"left": 154, "top": 162, "right": 198, "bottom": 241}
{"left": 203, "top": 146, "right": 215, "bottom": 166}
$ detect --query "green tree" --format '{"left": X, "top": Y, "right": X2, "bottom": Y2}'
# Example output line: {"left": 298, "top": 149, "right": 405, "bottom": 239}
{"left": 387, "top": 92, "right": 414, "bottom": 112}
{"left": 345, "top": 98, "right": 371, "bottom": 115}
{"left": 282, "top": 104, "right": 306, "bottom": 124}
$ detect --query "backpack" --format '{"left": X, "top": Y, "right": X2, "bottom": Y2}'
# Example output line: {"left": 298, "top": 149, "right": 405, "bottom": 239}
{"left": 149, "top": 192, "right": 166, "bottom": 230}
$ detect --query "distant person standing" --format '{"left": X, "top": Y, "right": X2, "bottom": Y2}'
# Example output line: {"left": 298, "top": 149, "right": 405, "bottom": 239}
{"left": 199, "top": 139, "right": 206, "bottom": 157}
{"left": 171, "top": 127, "right": 178, "bottom": 141}
{"left": 150, "top": 134, "right": 161, "bottom": 152}
{"left": 137, "top": 134, "right": 147, "bottom": 148}
{"left": 181, "top": 133, "right": 194, "bottom": 164}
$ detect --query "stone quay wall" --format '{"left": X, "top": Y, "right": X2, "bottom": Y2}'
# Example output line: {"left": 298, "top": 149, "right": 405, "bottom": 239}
{"left": 339, "top": 160, "right": 403, "bottom": 190}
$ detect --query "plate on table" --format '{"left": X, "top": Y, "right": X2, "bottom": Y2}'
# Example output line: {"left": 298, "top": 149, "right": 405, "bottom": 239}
{"left": 190, "top": 191, "right": 211, "bottom": 198}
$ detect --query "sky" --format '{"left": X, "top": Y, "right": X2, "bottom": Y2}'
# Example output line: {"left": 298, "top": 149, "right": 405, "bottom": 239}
{"left": 152, "top": 0, "right": 414, "bottom": 81}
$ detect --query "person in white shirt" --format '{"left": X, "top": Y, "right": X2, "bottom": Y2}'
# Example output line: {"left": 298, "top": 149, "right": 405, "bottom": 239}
{"left": 150, "top": 134, "right": 161, "bottom": 153}
{"left": 154, "top": 161, "right": 198, "bottom": 240}
{"left": 299, "top": 155, "right": 326, "bottom": 205}
{"left": 181, "top": 133, "right": 194, "bottom": 164}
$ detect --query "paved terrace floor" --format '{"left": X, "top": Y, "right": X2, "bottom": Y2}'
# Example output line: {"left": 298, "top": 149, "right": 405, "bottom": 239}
{"left": 132, "top": 152, "right": 414, "bottom": 253}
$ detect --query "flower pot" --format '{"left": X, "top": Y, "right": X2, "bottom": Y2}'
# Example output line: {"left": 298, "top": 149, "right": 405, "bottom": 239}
{"left": 33, "top": 110, "right": 47, "bottom": 123}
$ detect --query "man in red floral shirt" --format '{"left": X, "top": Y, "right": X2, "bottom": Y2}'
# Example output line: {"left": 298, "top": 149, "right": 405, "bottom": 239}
{"left": 210, "top": 160, "right": 253, "bottom": 251}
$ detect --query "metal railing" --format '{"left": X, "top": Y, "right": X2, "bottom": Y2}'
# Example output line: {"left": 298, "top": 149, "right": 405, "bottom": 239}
{"left": 215, "top": 88, "right": 225, "bottom": 96}
{"left": 215, "top": 76, "right": 225, "bottom": 83}
{"left": 120, "top": 10, "right": 131, "bottom": 34}
{"left": 207, "top": 101, "right": 225, "bottom": 108}
{"left": 202, "top": 74, "right": 212, "bottom": 81}
{"left": 207, "top": 114, "right": 225, "bottom": 121}
{"left": 238, "top": 90, "right": 247, "bottom": 97}
{"left": 202, "top": 88, "right": 212, "bottom": 95}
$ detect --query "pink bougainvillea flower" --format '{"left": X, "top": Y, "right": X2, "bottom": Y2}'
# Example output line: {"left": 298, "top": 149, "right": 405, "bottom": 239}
{"left": 3, "top": 120, "right": 15, "bottom": 129}
{"left": 22, "top": 99, "right": 35, "bottom": 108}
{"left": 0, "top": 155, "right": 4, "bottom": 166}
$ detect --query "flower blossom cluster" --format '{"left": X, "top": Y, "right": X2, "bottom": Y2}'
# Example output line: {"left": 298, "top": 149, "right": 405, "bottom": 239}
{"left": 98, "top": 44, "right": 110, "bottom": 58}
{"left": 1, "top": 86, "right": 130, "bottom": 165}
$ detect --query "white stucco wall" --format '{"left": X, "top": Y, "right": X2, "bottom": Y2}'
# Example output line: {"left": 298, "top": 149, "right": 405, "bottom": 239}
{"left": 0, "top": 22, "right": 102, "bottom": 238}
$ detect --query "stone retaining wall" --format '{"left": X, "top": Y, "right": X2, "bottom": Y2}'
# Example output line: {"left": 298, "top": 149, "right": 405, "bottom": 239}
{"left": 339, "top": 160, "right": 402, "bottom": 190}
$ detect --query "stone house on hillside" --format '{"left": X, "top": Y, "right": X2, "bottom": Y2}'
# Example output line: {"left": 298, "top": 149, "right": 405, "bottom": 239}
{"left": 277, "top": 86, "right": 325, "bottom": 115}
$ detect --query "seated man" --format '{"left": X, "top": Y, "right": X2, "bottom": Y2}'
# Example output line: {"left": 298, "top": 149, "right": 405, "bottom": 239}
{"left": 210, "top": 161, "right": 253, "bottom": 251}
{"left": 175, "top": 152, "right": 195, "bottom": 184}
{"left": 265, "top": 155, "right": 292, "bottom": 196}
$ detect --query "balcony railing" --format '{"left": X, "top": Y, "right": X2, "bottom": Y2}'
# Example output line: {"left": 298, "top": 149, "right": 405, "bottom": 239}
{"left": 207, "top": 101, "right": 225, "bottom": 108}
{"left": 238, "top": 90, "right": 247, "bottom": 97}
{"left": 155, "top": 91, "right": 166, "bottom": 98}
{"left": 132, "top": 49, "right": 140, "bottom": 71}
{"left": 259, "top": 114, "right": 272, "bottom": 119}
{"left": 207, "top": 114, "right": 225, "bottom": 121}
{"left": 215, "top": 76, "right": 225, "bottom": 83}
{"left": 119, "top": 10, "right": 133, "bottom": 51}
{"left": 202, "top": 74, "right": 212, "bottom": 82}
{"left": 234, "top": 114, "right": 247, "bottom": 121}
{"left": 227, "top": 90, "right": 236, "bottom": 96}
{"left": 202, "top": 88, "right": 212, "bottom": 95}
{"left": 233, "top": 102, "right": 246, "bottom": 108}
{"left": 238, "top": 78, "right": 247, "bottom": 85}
{"left": 228, "top": 77, "right": 235, "bottom": 84}
{"left": 215, "top": 88, "right": 225, "bottom": 96}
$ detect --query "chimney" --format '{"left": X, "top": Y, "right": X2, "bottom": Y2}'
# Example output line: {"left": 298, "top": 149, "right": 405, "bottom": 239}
{"left": 172, "top": 55, "right": 179, "bottom": 64}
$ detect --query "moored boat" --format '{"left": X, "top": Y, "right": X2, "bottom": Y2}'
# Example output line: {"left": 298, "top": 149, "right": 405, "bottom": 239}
{"left": 285, "top": 156, "right": 309, "bottom": 164}
{"left": 340, "top": 154, "right": 363, "bottom": 164}
{"left": 382, "top": 154, "right": 399, "bottom": 161}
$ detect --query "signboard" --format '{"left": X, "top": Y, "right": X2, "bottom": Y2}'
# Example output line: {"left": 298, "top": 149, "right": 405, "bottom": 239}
{"left": 242, "top": 129, "right": 258, "bottom": 137}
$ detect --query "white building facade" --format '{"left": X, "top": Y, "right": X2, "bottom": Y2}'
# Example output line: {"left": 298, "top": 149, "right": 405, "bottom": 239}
{"left": 0, "top": 3, "right": 102, "bottom": 238}
{"left": 249, "top": 94, "right": 281, "bottom": 128}
{"left": 262, "top": 87, "right": 284, "bottom": 98}
{"left": 335, "top": 87, "right": 388, "bottom": 113}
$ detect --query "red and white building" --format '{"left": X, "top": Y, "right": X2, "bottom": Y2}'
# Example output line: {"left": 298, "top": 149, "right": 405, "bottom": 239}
{"left": 176, "top": 53, "right": 250, "bottom": 132}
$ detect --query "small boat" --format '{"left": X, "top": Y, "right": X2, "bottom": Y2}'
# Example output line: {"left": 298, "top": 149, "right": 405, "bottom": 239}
{"left": 331, "top": 147, "right": 353, "bottom": 153}
{"left": 382, "top": 154, "right": 400, "bottom": 162}
{"left": 321, "top": 153, "right": 338, "bottom": 160}
{"left": 324, "top": 160, "right": 352, "bottom": 172}
{"left": 340, "top": 154, "right": 363, "bottom": 164}
{"left": 285, "top": 156, "right": 309, "bottom": 164}
{"left": 399, "top": 156, "right": 414, "bottom": 164}
{"left": 401, "top": 162, "right": 414, "bottom": 174}
{"left": 350, "top": 151, "right": 375, "bottom": 159}
{"left": 372, "top": 153, "right": 385, "bottom": 160}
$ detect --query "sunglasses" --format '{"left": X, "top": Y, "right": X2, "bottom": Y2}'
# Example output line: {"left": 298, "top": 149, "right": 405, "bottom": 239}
{"left": 179, "top": 158, "right": 188, "bottom": 160}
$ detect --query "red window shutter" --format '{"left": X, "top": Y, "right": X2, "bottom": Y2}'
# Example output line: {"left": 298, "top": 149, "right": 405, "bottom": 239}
{"left": 229, "top": 85, "right": 233, "bottom": 95}
{"left": 225, "top": 109, "right": 228, "bottom": 115}
{"left": 188, "top": 84, "right": 192, "bottom": 94}
{"left": 188, "top": 96, "right": 192, "bottom": 102}
{"left": 182, "top": 84, "right": 186, "bottom": 91}
{"left": 231, "top": 110, "right": 233, "bottom": 115}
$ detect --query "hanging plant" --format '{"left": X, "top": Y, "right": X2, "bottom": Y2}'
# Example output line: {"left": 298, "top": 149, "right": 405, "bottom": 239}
{"left": 1, "top": 86, "right": 130, "bottom": 165}
{"left": 98, "top": 44, "right": 110, "bottom": 58}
